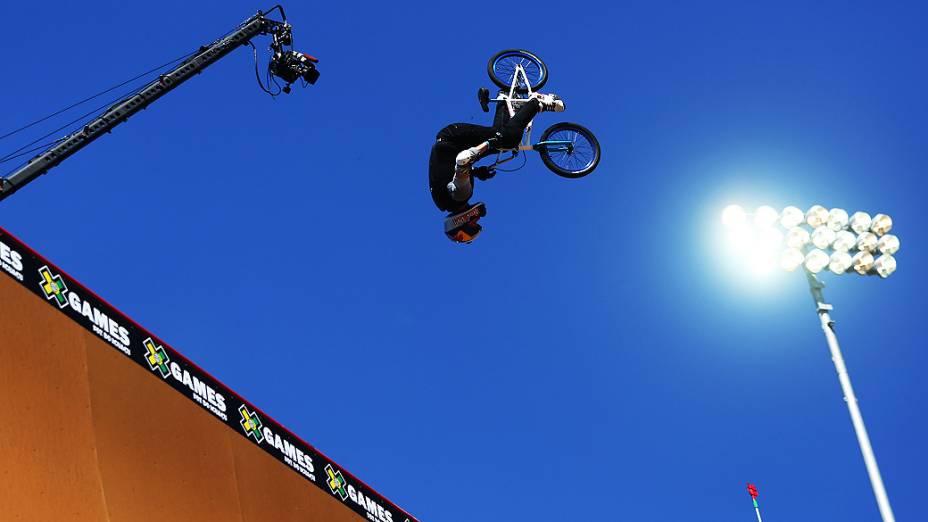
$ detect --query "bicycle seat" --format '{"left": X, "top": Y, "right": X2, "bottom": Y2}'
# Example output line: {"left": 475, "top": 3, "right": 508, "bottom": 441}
{"left": 477, "top": 87, "right": 490, "bottom": 113}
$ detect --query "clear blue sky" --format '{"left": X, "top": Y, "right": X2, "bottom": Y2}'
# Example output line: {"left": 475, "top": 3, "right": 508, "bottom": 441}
{"left": 2, "top": 1, "right": 926, "bottom": 520}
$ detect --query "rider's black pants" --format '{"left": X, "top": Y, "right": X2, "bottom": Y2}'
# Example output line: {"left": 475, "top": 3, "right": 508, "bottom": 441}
{"left": 429, "top": 99, "right": 541, "bottom": 212}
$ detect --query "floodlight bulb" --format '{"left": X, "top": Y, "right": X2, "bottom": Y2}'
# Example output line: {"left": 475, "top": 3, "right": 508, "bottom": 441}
{"left": 780, "top": 248, "right": 805, "bottom": 272}
{"left": 754, "top": 205, "right": 779, "bottom": 228}
{"left": 870, "top": 214, "right": 893, "bottom": 236}
{"left": 832, "top": 231, "right": 857, "bottom": 253}
{"left": 827, "top": 208, "right": 849, "bottom": 231}
{"left": 878, "top": 234, "right": 900, "bottom": 255}
{"left": 856, "top": 232, "right": 878, "bottom": 253}
{"left": 852, "top": 251, "right": 874, "bottom": 275}
{"left": 811, "top": 226, "right": 837, "bottom": 249}
{"left": 785, "top": 227, "right": 811, "bottom": 249}
{"left": 804, "top": 249, "right": 830, "bottom": 273}
{"left": 722, "top": 205, "right": 747, "bottom": 228}
{"left": 874, "top": 254, "right": 897, "bottom": 278}
{"left": 780, "top": 206, "right": 805, "bottom": 229}
{"left": 849, "top": 211, "right": 872, "bottom": 234}
{"left": 829, "top": 252, "right": 852, "bottom": 275}
{"left": 806, "top": 205, "right": 829, "bottom": 227}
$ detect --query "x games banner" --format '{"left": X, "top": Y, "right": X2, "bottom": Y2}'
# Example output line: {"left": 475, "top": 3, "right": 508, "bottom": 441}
{"left": 0, "top": 226, "right": 417, "bottom": 522}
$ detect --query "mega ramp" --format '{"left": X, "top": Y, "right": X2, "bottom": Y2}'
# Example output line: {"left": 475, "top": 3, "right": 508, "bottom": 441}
{"left": 0, "top": 226, "right": 417, "bottom": 522}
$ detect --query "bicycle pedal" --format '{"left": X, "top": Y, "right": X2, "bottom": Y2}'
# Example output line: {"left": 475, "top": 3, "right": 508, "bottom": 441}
{"left": 478, "top": 87, "right": 490, "bottom": 112}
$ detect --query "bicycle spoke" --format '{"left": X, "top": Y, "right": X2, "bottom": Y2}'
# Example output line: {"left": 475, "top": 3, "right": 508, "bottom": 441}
{"left": 543, "top": 128, "right": 596, "bottom": 173}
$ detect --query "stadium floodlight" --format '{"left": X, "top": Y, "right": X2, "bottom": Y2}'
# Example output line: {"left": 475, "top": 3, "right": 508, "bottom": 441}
{"left": 804, "top": 249, "right": 830, "bottom": 273}
{"left": 832, "top": 231, "right": 857, "bottom": 253}
{"left": 754, "top": 205, "right": 780, "bottom": 228}
{"left": 827, "top": 208, "right": 849, "bottom": 231}
{"left": 857, "top": 232, "right": 879, "bottom": 253}
{"left": 780, "top": 205, "right": 806, "bottom": 229}
{"left": 722, "top": 204, "right": 748, "bottom": 228}
{"left": 806, "top": 205, "right": 829, "bottom": 227}
{"left": 829, "top": 251, "right": 853, "bottom": 275}
{"left": 877, "top": 234, "right": 900, "bottom": 255}
{"left": 852, "top": 251, "right": 875, "bottom": 275}
{"left": 786, "top": 227, "right": 811, "bottom": 249}
{"left": 874, "top": 255, "right": 897, "bottom": 278}
{"left": 871, "top": 214, "right": 893, "bottom": 236}
{"left": 780, "top": 248, "right": 805, "bottom": 272}
{"left": 849, "top": 211, "right": 872, "bottom": 234}
{"left": 811, "top": 226, "right": 837, "bottom": 249}
{"left": 721, "top": 203, "right": 900, "bottom": 522}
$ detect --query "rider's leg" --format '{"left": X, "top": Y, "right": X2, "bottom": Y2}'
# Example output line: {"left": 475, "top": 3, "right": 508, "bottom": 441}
{"left": 430, "top": 140, "right": 471, "bottom": 212}
{"left": 493, "top": 99, "right": 542, "bottom": 149}
{"left": 447, "top": 164, "right": 473, "bottom": 202}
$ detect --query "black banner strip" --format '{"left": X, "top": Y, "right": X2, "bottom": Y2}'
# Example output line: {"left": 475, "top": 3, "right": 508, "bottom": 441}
{"left": 0, "top": 226, "right": 418, "bottom": 522}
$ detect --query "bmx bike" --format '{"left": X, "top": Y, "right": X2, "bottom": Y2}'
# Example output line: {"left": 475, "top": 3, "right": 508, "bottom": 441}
{"left": 478, "top": 49, "right": 601, "bottom": 179}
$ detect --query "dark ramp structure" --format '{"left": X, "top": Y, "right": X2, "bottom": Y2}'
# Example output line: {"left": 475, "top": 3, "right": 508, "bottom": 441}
{"left": 0, "top": 226, "right": 417, "bottom": 522}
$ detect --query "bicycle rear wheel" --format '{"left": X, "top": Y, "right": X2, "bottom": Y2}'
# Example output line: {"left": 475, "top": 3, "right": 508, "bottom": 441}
{"left": 537, "top": 123, "right": 601, "bottom": 178}
{"left": 487, "top": 49, "right": 548, "bottom": 93}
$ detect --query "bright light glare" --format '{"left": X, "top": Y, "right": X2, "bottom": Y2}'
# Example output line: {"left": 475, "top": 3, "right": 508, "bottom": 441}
{"left": 780, "top": 206, "right": 805, "bottom": 229}
{"left": 878, "top": 234, "right": 900, "bottom": 255}
{"left": 829, "top": 252, "right": 852, "bottom": 274}
{"left": 785, "top": 227, "right": 810, "bottom": 249}
{"left": 832, "top": 231, "right": 857, "bottom": 252}
{"left": 849, "top": 212, "right": 872, "bottom": 234}
{"left": 852, "top": 251, "right": 874, "bottom": 275}
{"left": 827, "top": 208, "right": 849, "bottom": 231}
{"left": 722, "top": 205, "right": 747, "bottom": 228}
{"left": 746, "top": 250, "right": 777, "bottom": 277}
{"left": 811, "top": 226, "right": 837, "bottom": 249}
{"left": 804, "top": 249, "right": 830, "bottom": 273}
{"left": 754, "top": 206, "right": 779, "bottom": 228}
{"left": 720, "top": 205, "right": 784, "bottom": 280}
{"left": 856, "top": 232, "right": 878, "bottom": 253}
{"left": 806, "top": 205, "right": 829, "bottom": 227}
{"left": 870, "top": 214, "right": 893, "bottom": 236}
{"left": 780, "top": 248, "right": 805, "bottom": 272}
{"left": 874, "top": 254, "right": 897, "bottom": 278}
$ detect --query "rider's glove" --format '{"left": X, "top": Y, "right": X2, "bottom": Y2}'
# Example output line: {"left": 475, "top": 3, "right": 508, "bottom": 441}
{"left": 472, "top": 166, "right": 496, "bottom": 181}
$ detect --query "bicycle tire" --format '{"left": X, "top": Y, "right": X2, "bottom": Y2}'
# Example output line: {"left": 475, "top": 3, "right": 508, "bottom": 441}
{"left": 487, "top": 49, "right": 548, "bottom": 93}
{"left": 537, "top": 122, "right": 601, "bottom": 178}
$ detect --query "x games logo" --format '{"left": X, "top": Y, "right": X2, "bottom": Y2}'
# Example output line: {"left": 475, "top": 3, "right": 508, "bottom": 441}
{"left": 143, "top": 338, "right": 170, "bottom": 378}
{"left": 239, "top": 405, "right": 264, "bottom": 443}
{"left": 39, "top": 266, "right": 68, "bottom": 307}
{"left": 325, "top": 464, "right": 348, "bottom": 500}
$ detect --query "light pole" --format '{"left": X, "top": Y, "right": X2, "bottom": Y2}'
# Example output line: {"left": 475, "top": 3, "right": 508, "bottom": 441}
{"left": 722, "top": 204, "right": 899, "bottom": 522}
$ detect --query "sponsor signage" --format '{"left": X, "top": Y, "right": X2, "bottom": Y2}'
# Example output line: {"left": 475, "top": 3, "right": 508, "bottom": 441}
{"left": 0, "top": 227, "right": 417, "bottom": 522}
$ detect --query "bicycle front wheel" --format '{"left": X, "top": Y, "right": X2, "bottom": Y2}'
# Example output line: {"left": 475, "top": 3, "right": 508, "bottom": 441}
{"left": 487, "top": 49, "right": 548, "bottom": 93}
{"left": 537, "top": 123, "right": 601, "bottom": 179}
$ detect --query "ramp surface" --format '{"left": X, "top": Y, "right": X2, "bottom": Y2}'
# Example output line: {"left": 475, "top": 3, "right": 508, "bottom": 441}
{"left": 0, "top": 226, "right": 416, "bottom": 522}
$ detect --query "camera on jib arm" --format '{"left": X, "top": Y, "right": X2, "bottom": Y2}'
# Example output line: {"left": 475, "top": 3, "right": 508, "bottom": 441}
{"left": 270, "top": 49, "right": 320, "bottom": 93}
{"left": 267, "top": 23, "right": 320, "bottom": 93}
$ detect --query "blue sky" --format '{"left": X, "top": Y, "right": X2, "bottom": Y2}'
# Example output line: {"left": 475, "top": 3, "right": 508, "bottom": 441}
{"left": 2, "top": 1, "right": 927, "bottom": 520}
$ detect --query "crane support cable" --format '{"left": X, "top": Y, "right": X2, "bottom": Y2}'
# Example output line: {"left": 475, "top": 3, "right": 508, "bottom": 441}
{"left": 0, "top": 52, "right": 196, "bottom": 143}
{"left": 0, "top": 82, "right": 164, "bottom": 166}
{"left": 0, "top": 12, "right": 280, "bottom": 202}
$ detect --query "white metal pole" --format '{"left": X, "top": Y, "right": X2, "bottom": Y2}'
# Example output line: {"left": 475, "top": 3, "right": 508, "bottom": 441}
{"left": 754, "top": 506, "right": 763, "bottom": 522}
{"left": 806, "top": 273, "right": 896, "bottom": 522}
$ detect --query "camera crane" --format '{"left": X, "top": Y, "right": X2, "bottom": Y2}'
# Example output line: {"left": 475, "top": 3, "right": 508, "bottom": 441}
{"left": 0, "top": 5, "right": 319, "bottom": 203}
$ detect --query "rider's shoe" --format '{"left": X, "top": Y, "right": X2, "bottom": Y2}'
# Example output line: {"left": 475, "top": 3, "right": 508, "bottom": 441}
{"left": 456, "top": 146, "right": 483, "bottom": 166}
{"left": 534, "top": 93, "right": 566, "bottom": 112}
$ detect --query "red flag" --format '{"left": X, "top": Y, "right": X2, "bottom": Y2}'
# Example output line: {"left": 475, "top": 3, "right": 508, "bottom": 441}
{"left": 747, "top": 483, "right": 759, "bottom": 499}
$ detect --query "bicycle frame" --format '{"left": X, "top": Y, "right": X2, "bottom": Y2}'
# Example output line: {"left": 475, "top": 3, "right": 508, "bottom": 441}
{"left": 488, "top": 64, "right": 575, "bottom": 168}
